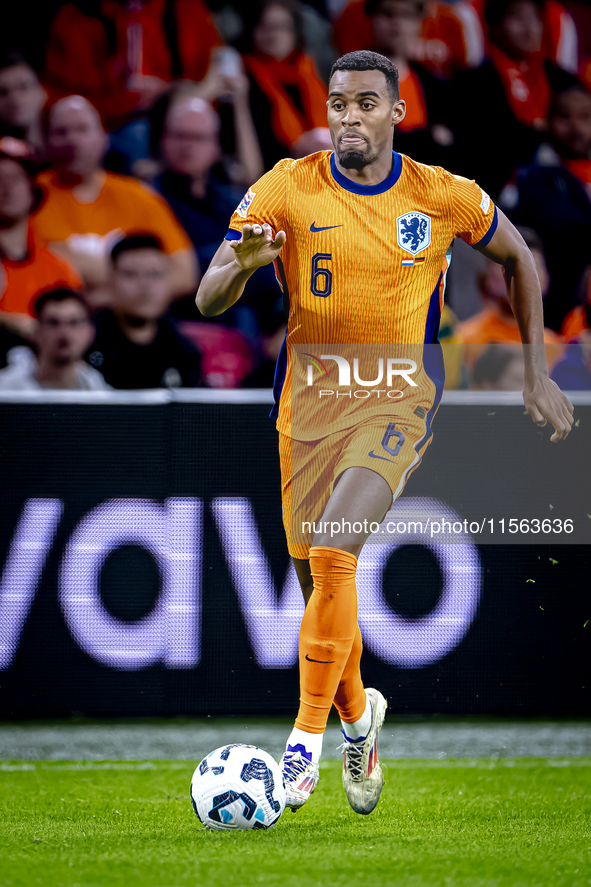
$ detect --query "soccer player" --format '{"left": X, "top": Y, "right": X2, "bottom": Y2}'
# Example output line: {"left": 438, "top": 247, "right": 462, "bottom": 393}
{"left": 196, "top": 50, "right": 574, "bottom": 815}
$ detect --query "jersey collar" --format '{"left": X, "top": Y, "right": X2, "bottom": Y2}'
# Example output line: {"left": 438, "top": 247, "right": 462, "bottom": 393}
{"left": 330, "top": 150, "right": 402, "bottom": 195}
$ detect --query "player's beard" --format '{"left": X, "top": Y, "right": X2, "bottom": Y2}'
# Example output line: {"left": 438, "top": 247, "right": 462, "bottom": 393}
{"left": 337, "top": 146, "right": 377, "bottom": 170}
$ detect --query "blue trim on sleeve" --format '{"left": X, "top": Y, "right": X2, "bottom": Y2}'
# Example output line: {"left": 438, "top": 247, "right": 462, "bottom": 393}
{"left": 473, "top": 205, "right": 498, "bottom": 249}
{"left": 330, "top": 151, "right": 402, "bottom": 195}
{"left": 225, "top": 228, "right": 242, "bottom": 241}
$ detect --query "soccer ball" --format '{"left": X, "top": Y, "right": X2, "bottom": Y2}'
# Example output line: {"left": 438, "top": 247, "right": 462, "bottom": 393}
{"left": 190, "top": 744, "right": 286, "bottom": 830}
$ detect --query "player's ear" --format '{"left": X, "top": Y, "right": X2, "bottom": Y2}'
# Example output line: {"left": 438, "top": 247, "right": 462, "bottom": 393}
{"left": 392, "top": 99, "right": 406, "bottom": 126}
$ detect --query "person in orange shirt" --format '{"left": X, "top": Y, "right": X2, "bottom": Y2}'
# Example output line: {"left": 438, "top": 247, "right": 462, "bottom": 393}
{"left": 457, "top": 227, "right": 563, "bottom": 372}
{"left": 0, "top": 138, "right": 82, "bottom": 345}
{"left": 31, "top": 95, "right": 198, "bottom": 307}
{"left": 240, "top": 0, "right": 333, "bottom": 170}
{"left": 196, "top": 50, "right": 573, "bottom": 815}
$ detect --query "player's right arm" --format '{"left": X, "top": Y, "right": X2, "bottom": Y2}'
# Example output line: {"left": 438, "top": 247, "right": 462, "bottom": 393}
{"left": 195, "top": 223, "right": 286, "bottom": 317}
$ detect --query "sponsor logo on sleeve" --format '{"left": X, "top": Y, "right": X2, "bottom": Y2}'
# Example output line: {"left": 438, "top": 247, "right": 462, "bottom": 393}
{"left": 236, "top": 188, "right": 256, "bottom": 219}
{"left": 480, "top": 190, "right": 491, "bottom": 214}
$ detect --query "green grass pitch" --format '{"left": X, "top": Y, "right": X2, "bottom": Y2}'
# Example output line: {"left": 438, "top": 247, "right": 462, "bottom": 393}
{"left": 1, "top": 758, "right": 590, "bottom": 887}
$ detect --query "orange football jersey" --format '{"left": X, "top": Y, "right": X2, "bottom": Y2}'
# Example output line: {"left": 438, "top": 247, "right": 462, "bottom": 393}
{"left": 227, "top": 150, "right": 497, "bottom": 440}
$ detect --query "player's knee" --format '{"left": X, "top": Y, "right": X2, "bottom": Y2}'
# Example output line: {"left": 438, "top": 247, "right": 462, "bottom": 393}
{"left": 312, "top": 527, "right": 365, "bottom": 552}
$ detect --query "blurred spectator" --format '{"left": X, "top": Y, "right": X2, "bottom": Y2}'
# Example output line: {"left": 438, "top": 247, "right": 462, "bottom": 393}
{"left": 445, "top": 236, "right": 488, "bottom": 322}
{"left": 240, "top": 0, "right": 332, "bottom": 169}
{"left": 86, "top": 234, "right": 201, "bottom": 388}
{"left": 153, "top": 92, "right": 283, "bottom": 385}
{"left": 439, "top": 303, "right": 466, "bottom": 389}
{"left": 468, "top": 0, "right": 578, "bottom": 75}
{"left": 111, "top": 46, "right": 266, "bottom": 179}
{"left": 0, "top": 288, "right": 110, "bottom": 390}
{"left": 499, "top": 85, "right": 591, "bottom": 331}
{"left": 366, "top": 0, "right": 456, "bottom": 167}
{"left": 560, "top": 269, "right": 591, "bottom": 341}
{"left": 456, "top": 228, "right": 563, "bottom": 368}
{"left": 0, "top": 138, "right": 81, "bottom": 346}
{"left": 453, "top": 0, "right": 578, "bottom": 198}
{"left": 154, "top": 94, "right": 262, "bottom": 272}
{"left": 471, "top": 343, "right": 525, "bottom": 389}
{"left": 551, "top": 339, "right": 591, "bottom": 390}
{"left": 44, "top": 0, "right": 222, "bottom": 131}
{"left": 333, "top": 0, "right": 485, "bottom": 79}
{"left": 30, "top": 95, "right": 197, "bottom": 307}
{"left": 0, "top": 53, "right": 47, "bottom": 157}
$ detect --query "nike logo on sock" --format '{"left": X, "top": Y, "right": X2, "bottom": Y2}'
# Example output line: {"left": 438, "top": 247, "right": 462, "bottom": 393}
{"left": 305, "top": 654, "right": 336, "bottom": 664}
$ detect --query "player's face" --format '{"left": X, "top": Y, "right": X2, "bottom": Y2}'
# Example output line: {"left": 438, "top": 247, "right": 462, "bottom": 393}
{"left": 0, "top": 64, "right": 46, "bottom": 129}
{"left": 327, "top": 70, "right": 404, "bottom": 170}
{"left": 112, "top": 248, "right": 170, "bottom": 321}
{"left": 48, "top": 100, "right": 107, "bottom": 177}
{"left": 36, "top": 300, "right": 93, "bottom": 366}
{"left": 548, "top": 91, "right": 591, "bottom": 159}
{"left": 0, "top": 159, "right": 34, "bottom": 222}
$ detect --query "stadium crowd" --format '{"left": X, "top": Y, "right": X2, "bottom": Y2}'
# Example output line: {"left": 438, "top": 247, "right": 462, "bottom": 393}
{"left": 0, "top": 0, "right": 590, "bottom": 391}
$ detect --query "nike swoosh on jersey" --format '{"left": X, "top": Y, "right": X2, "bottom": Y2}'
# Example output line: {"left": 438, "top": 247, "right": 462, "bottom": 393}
{"left": 368, "top": 450, "right": 396, "bottom": 463}
{"left": 305, "top": 654, "right": 336, "bottom": 663}
{"left": 310, "top": 222, "right": 343, "bottom": 232}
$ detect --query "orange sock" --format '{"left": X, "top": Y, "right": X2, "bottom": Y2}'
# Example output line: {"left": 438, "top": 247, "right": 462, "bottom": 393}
{"left": 295, "top": 546, "right": 361, "bottom": 733}
{"left": 334, "top": 623, "right": 366, "bottom": 724}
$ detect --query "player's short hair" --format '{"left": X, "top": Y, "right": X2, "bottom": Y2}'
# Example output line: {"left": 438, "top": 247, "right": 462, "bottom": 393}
{"left": 110, "top": 234, "right": 164, "bottom": 264}
{"left": 329, "top": 51, "right": 399, "bottom": 103}
{"left": 485, "top": 0, "right": 545, "bottom": 28}
{"left": 34, "top": 288, "right": 90, "bottom": 320}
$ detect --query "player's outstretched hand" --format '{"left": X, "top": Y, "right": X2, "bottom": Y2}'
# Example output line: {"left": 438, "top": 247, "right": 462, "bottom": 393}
{"left": 229, "top": 224, "right": 286, "bottom": 271}
{"left": 523, "top": 375, "right": 574, "bottom": 442}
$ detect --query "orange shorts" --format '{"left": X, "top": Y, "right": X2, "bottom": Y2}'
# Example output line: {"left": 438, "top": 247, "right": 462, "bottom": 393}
{"left": 279, "top": 413, "right": 433, "bottom": 559}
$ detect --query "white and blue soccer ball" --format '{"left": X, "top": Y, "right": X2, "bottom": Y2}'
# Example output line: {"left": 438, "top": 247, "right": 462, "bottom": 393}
{"left": 190, "top": 744, "right": 286, "bottom": 831}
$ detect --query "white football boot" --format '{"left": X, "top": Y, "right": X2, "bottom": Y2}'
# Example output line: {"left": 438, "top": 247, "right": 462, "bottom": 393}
{"left": 279, "top": 744, "right": 320, "bottom": 812}
{"left": 340, "top": 688, "right": 387, "bottom": 815}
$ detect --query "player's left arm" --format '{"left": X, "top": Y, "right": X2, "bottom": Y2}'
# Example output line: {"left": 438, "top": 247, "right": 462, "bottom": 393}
{"left": 477, "top": 209, "right": 574, "bottom": 441}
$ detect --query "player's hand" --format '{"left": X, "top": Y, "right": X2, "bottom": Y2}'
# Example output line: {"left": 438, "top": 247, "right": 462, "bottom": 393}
{"left": 523, "top": 375, "right": 574, "bottom": 442}
{"left": 229, "top": 224, "right": 286, "bottom": 271}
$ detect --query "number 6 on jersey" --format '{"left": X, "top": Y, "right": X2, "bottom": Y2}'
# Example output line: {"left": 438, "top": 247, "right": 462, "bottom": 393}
{"left": 311, "top": 253, "right": 333, "bottom": 298}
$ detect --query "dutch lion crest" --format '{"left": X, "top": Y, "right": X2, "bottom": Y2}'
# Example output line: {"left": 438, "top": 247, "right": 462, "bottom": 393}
{"left": 396, "top": 211, "right": 431, "bottom": 256}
